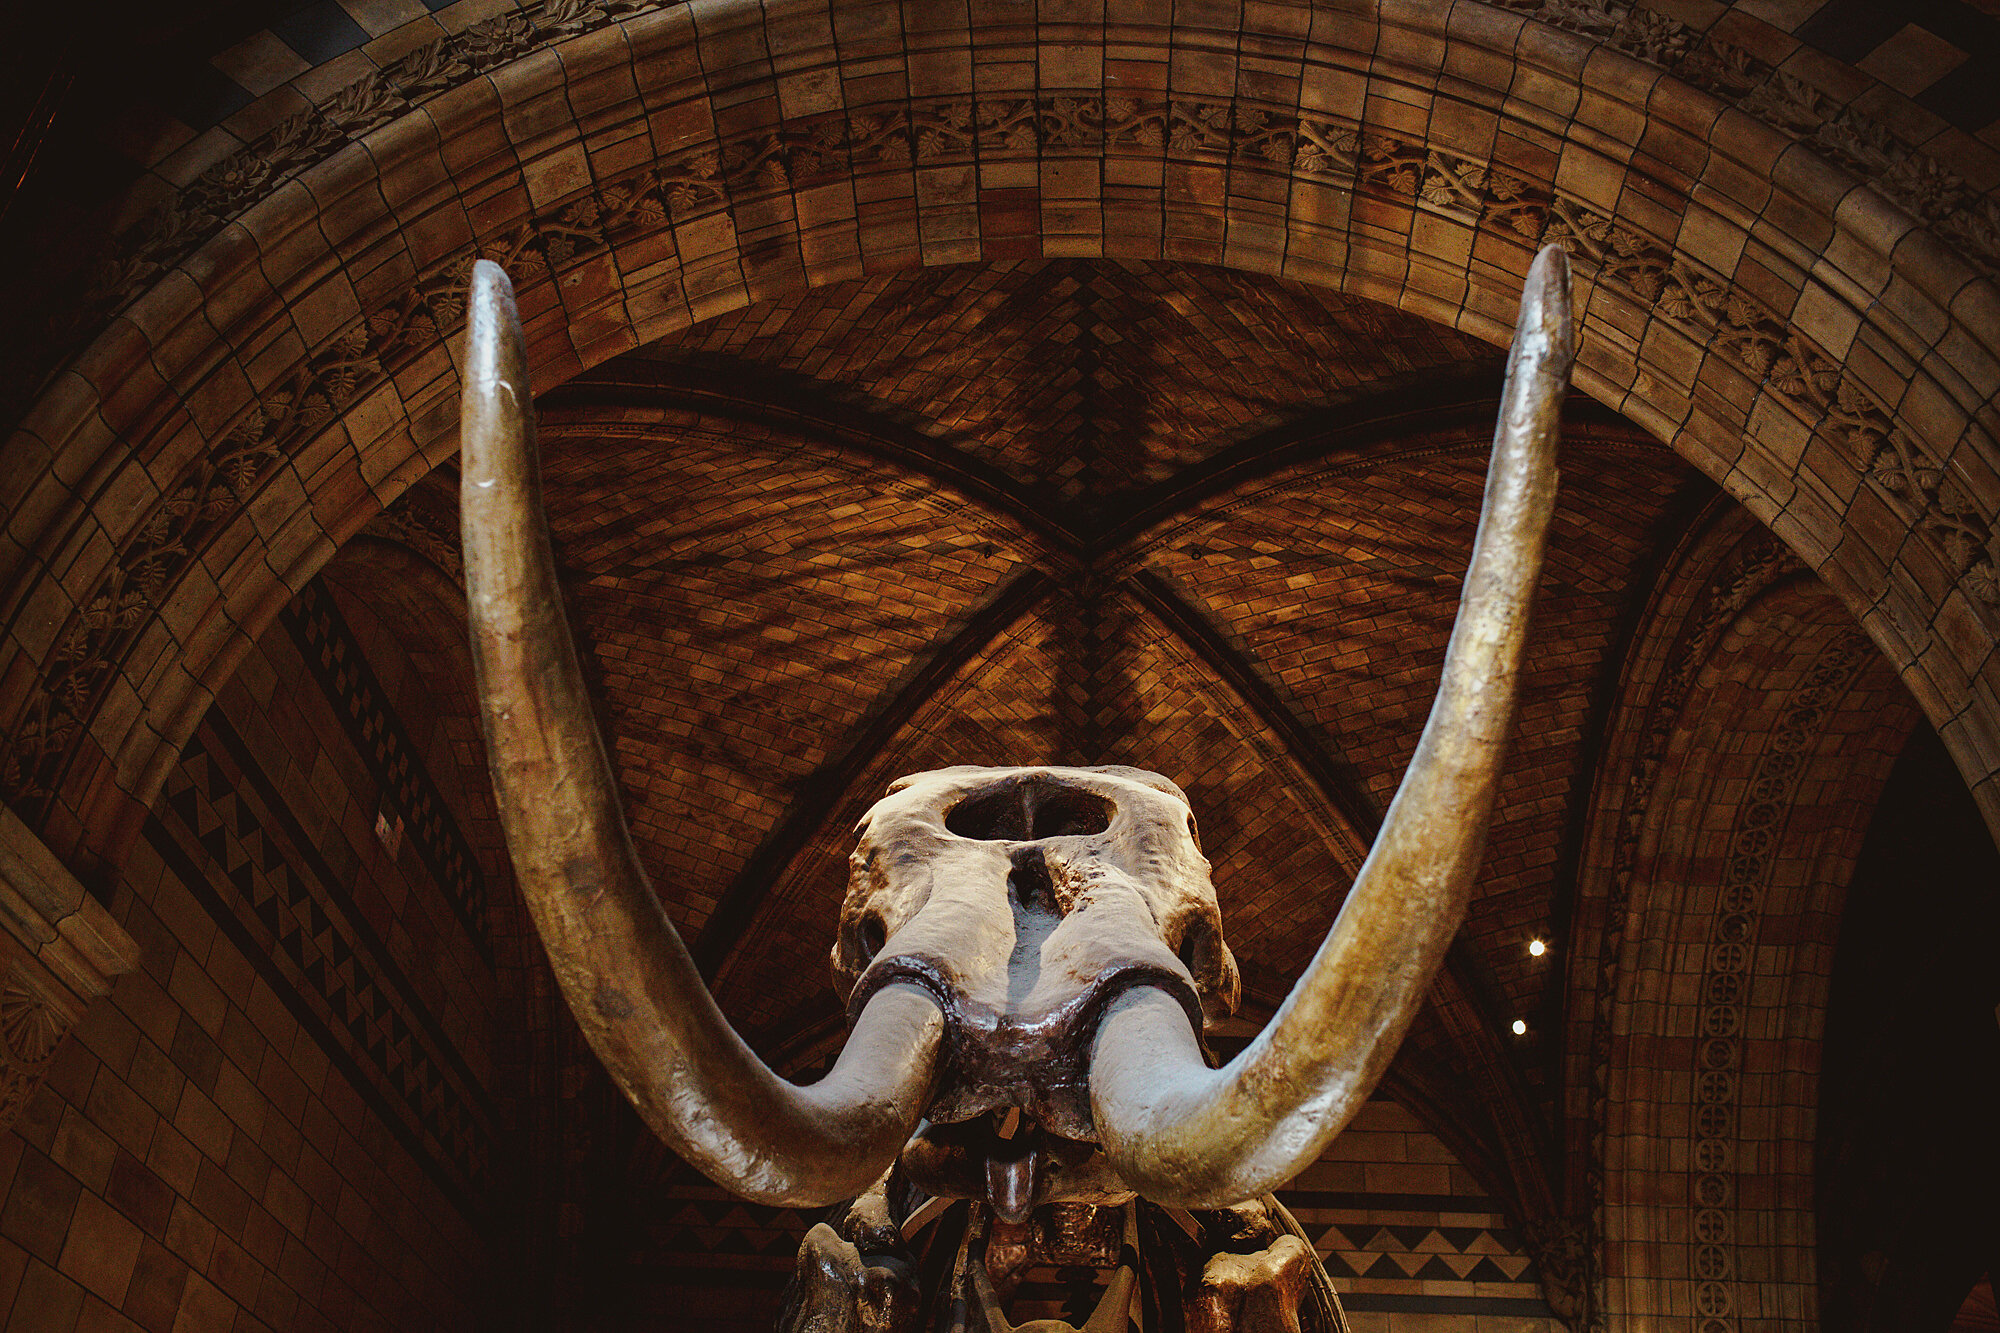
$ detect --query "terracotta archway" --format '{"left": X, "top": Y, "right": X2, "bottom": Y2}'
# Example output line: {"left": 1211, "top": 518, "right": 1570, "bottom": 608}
{"left": 1, "top": 1, "right": 1994, "bottom": 938}
{"left": 4, "top": 7, "right": 1996, "bottom": 1328}
{"left": 7, "top": 0, "right": 1992, "bottom": 876}
{"left": 1593, "top": 563, "right": 1915, "bottom": 1327}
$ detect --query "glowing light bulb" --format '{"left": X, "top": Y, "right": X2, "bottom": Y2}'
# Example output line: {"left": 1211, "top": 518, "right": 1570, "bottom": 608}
{"left": 1529, "top": 938, "right": 1547, "bottom": 957}
{"left": 1510, "top": 1019, "right": 1528, "bottom": 1036}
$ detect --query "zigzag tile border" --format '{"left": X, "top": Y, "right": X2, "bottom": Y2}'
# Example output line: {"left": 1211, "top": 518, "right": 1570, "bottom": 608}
{"left": 146, "top": 713, "right": 496, "bottom": 1215}
{"left": 280, "top": 582, "right": 493, "bottom": 963}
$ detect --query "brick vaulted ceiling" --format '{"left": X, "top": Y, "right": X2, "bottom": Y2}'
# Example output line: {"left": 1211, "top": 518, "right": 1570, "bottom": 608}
{"left": 514, "top": 258, "right": 1706, "bottom": 1183}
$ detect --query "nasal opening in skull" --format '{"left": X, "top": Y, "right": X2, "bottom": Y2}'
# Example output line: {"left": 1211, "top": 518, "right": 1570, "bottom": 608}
{"left": 1009, "top": 847, "right": 1056, "bottom": 912}
{"left": 945, "top": 777, "right": 1113, "bottom": 841}
{"left": 1177, "top": 917, "right": 1215, "bottom": 976}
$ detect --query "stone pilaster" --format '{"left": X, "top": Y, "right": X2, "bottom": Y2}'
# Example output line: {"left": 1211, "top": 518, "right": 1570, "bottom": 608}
{"left": 0, "top": 802, "right": 140, "bottom": 1130}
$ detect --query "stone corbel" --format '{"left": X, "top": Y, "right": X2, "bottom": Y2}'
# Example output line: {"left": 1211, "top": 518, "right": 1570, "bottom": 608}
{"left": 0, "top": 803, "right": 141, "bottom": 1131}
{"left": 1520, "top": 1214, "right": 1597, "bottom": 1332}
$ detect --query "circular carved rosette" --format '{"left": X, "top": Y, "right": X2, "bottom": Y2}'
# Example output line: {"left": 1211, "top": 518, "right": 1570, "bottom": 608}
{"left": 1682, "top": 626, "right": 1873, "bottom": 1332}
{"left": 0, "top": 970, "right": 76, "bottom": 1135}
{"left": 0, "top": 982, "right": 65, "bottom": 1065}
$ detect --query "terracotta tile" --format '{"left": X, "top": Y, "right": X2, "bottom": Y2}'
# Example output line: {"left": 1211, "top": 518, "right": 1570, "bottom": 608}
{"left": 58, "top": 1191, "right": 145, "bottom": 1307}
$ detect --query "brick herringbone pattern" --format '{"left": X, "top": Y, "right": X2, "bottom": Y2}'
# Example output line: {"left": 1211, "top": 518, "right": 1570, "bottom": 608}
{"left": 628, "top": 261, "right": 1493, "bottom": 505}
{"left": 531, "top": 421, "right": 1029, "bottom": 942}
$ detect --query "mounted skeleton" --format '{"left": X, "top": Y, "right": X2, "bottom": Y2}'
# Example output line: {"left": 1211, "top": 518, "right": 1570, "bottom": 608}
{"left": 458, "top": 246, "right": 1574, "bottom": 1328}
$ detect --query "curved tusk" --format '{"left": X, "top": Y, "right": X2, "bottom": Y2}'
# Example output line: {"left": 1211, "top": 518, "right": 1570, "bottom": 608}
{"left": 1089, "top": 244, "right": 1575, "bottom": 1207}
{"left": 459, "top": 260, "right": 943, "bottom": 1206}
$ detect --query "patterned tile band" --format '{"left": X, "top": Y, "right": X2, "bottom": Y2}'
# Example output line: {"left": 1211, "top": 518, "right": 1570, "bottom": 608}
{"left": 280, "top": 582, "right": 493, "bottom": 965}
{"left": 76, "top": 0, "right": 2000, "bottom": 334}
{"left": 147, "top": 714, "right": 495, "bottom": 1216}
{"left": 1686, "top": 626, "right": 1873, "bottom": 1333}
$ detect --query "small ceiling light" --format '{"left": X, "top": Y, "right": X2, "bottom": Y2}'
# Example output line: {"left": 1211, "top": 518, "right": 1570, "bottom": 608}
{"left": 1528, "top": 938, "right": 1547, "bottom": 957}
{"left": 1510, "top": 1018, "right": 1528, "bottom": 1036}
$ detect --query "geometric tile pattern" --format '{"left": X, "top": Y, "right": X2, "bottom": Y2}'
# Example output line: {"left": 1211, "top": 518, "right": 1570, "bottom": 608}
{"left": 650, "top": 1181, "right": 813, "bottom": 1279}
{"left": 1289, "top": 1195, "right": 1552, "bottom": 1316}
{"left": 281, "top": 582, "right": 493, "bottom": 963}
{"left": 1311, "top": 1217, "right": 1532, "bottom": 1285}
{"left": 1279, "top": 1095, "right": 1560, "bottom": 1324}
{"left": 146, "top": 717, "right": 494, "bottom": 1213}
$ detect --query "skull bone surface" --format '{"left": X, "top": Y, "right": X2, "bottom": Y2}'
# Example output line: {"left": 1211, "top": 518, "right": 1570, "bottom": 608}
{"left": 839, "top": 766, "right": 1240, "bottom": 1138}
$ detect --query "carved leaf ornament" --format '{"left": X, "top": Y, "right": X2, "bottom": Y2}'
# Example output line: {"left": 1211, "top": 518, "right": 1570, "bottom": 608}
{"left": 0, "top": 983, "right": 63, "bottom": 1065}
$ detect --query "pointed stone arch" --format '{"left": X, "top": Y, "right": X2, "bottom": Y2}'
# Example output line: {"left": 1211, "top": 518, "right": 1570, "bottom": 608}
{"left": 1594, "top": 572, "right": 1917, "bottom": 1326}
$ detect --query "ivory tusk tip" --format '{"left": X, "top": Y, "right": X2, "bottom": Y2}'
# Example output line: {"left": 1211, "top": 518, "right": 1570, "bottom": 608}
{"left": 460, "top": 259, "right": 529, "bottom": 484}
{"left": 1519, "top": 243, "right": 1576, "bottom": 369}
{"left": 471, "top": 256, "right": 512, "bottom": 294}
{"left": 464, "top": 261, "right": 522, "bottom": 374}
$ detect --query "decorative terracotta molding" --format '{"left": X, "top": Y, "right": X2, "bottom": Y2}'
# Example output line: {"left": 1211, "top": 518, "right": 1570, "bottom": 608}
{"left": 0, "top": 802, "right": 141, "bottom": 1131}
{"left": 1581, "top": 530, "right": 1799, "bottom": 1332}
{"left": 1685, "top": 625, "right": 1872, "bottom": 1333}
{"left": 1498, "top": 0, "right": 2000, "bottom": 278}
{"left": 18, "top": 73, "right": 1992, "bottom": 824}
{"left": 2, "top": 252, "right": 474, "bottom": 809}
{"left": 1520, "top": 1213, "right": 1595, "bottom": 1330}
{"left": 67, "top": 0, "right": 2000, "bottom": 332}
{"left": 70, "top": 0, "right": 663, "bottom": 336}
{"left": 359, "top": 486, "right": 465, "bottom": 585}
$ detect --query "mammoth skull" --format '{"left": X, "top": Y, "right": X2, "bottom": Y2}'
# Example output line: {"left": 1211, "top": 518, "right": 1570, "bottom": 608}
{"left": 456, "top": 246, "right": 1572, "bottom": 1229}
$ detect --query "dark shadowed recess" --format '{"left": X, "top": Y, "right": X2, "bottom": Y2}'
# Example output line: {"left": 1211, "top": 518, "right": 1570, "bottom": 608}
{"left": 1818, "top": 723, "right": 2000, "bottom": 1331}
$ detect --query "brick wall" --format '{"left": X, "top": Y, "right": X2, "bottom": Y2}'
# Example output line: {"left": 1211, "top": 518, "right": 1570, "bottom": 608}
{"left": 0, "top": 567, "right": 527, "bottom": 1332}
